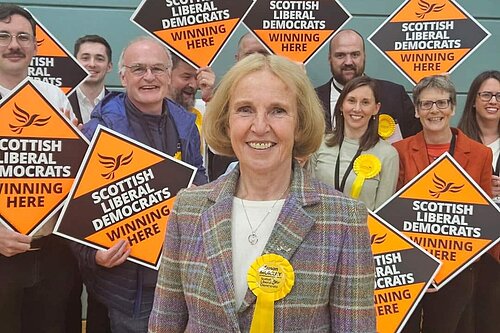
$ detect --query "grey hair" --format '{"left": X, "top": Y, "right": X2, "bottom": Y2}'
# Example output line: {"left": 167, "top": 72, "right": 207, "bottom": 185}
{"left": 413, "top": 75, "right": 457, "bottom": 106}
{"left": 117, "top": 36, "right": 172, "bottom": 75}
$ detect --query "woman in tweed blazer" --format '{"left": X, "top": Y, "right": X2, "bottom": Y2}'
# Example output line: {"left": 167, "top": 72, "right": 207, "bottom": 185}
{"left": 149, "top": 54, "right": 376, "bottom": 332}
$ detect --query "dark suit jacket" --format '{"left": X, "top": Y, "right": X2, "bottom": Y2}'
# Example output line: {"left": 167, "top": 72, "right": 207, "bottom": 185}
{"left": 315, "top": 78, "right": 422, "bottom": 138}
{"left": 68, "top": 88, "right": 110, "bottom": 123}
{"left": 393, "top": 128, "right": 493, "bottom": 196}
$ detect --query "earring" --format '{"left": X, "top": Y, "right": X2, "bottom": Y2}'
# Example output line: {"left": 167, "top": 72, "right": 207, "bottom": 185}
{"left": 372, "top": 115, "right": 377, "bottom": 120}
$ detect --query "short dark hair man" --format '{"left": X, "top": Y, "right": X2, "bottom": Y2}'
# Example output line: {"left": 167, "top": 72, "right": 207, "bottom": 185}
{"left": 70, "top": 34, "right": 113, "bottom": 123}
{"left": 75, "top": 36, "right": 207, "bottom": 332}
{"left": 315, "top": 29, "right": 421, "bottom": 140}
{"left": 0, "top": 4, "right": 78, "bottom": 333}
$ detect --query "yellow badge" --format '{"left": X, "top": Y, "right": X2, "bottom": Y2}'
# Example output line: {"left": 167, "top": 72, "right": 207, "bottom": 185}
{"left": 247, "top": 253, "right": 294, "bottom": 333}
{"left": 378, "top": 114, "right": 396, "bottom": 140}
{"left": 351, "top": 154, "right": 382, "bottom": 199}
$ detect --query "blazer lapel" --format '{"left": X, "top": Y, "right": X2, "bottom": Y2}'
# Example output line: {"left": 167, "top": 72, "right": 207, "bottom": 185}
{"left": 410, "top": 132, "right": 432, "bottom": 173}
{"left": 201, "top": 170, "right": 241, "bottom": 331}
{"left": 239, "top": 164, "right": 319, "bottom": 312}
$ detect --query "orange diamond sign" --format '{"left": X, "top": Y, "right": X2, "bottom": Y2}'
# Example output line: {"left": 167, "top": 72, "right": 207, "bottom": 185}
{"left": 0, "top": 79, "right": 88, "bottom": 235}
{"left": 131, "top": 0, "right": 254, "bottom": 68}
{"left": 368, "top": 0, "right": 490, "bottom": 84}
{"left": 244, "top": 0, "right": 351, "bottom": 63}
{"left": 54, "top": 126, "right": 196, "bottom": 269}
{"left": 376, "top": 153, "right": 500, "bottom": 289}
{"left": 368, "top": 211, "right": 440, "bottom": 333}
{"left": 28, "top": 11, "right": 88, "bottom": 95}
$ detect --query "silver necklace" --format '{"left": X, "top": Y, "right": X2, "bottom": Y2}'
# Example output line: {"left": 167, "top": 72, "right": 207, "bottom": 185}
{"left": 240, "top": 187, "right": 288, "bottom": 245}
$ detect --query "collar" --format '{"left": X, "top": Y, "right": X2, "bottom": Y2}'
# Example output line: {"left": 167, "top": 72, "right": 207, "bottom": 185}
{"left": 76, "top": 85, "right": 106, "bottom": 106}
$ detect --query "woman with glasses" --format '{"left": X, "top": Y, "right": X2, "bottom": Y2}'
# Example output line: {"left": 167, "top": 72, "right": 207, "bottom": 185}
{"left": 395, "top": 75, "right": 492, "bottom": 333}
{"left": 308, "top": 76, "right": 399, "bottom": 210}
{"left": 458, "top": 70, "right": 499, "bottom": 333}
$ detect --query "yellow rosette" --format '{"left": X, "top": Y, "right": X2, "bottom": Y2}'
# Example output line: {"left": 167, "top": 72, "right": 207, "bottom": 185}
{"left": 247, "top": 253, "right": 294, "bottom": 333}
{"left": 378, "top": 114, "right": 396, "bottom": 140}
{"left": 351, "top": 154, "right": 381, "bottom": 199}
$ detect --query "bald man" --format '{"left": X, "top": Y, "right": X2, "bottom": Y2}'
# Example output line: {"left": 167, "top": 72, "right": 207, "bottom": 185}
{"left": 315, "top": 29, "right": 421, "bottom": 140}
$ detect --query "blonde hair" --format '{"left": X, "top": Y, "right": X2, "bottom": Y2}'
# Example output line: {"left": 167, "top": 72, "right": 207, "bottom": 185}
{"left": 203, "top": 54, "right": 325, "bottom": 158}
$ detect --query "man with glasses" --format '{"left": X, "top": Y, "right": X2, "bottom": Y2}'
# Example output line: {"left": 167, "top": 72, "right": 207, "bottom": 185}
{"left": 76, "top": 36, "right": 207, "bottom": 332}
{"left": 0, "top": 4, "right": 78, "bottom": 333}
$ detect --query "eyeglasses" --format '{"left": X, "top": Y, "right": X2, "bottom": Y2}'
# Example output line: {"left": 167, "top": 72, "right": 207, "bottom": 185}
{"left": 122, "top": 64, "right": 169, "bottom": 77}
{"left": 0, "top": 32, "right": 34, "bottom": 47}
{"left": 418, "top": 99, "right": 451, "bottom": 110}
{"left": 478, "top": 91, "right": 500, "bottom": 102}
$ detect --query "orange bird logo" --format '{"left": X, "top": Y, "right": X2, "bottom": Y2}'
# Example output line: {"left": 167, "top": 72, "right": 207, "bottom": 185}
{"left": 36, "top": 38, "right": 44, "bottom": 47}
{"left": 9, "top": 103, "right": 51, "bottom": 134}
{"left": 429, "top": 173, "right": 464, "bottom": 198}
{"left": 98, "top": 152, "right": 133, "bottom": 180}
{"left": 416, "top": 0, "right": 445, "bottom": 19}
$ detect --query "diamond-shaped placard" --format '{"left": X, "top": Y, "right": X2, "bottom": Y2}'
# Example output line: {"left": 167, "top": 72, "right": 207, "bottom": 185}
{"left": 244, "top": 0, "right": 351, "bottom": 64}
{"left": 27, "top": 10, "right": 89, "bottom": 95}
{"left": 54, "top": 126, "right": 197, "bottom": 270}
{"left": 368, "top": 0, "right": 490, "bottom": 85}
{"left": 376, "top": 153, "right": 500, "bottom": 289}
{"left": 0, "top": 78, "right": 89, "bottom": 235}
{"left": 368, "top": 211, "right": 441, "bottom": 333}
{"left": 131, "top": 0, "right": 254, "bottom": 68}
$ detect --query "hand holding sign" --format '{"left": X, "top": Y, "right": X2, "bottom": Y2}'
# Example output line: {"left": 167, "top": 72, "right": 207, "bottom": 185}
{"left": 197, "top": 66, "right": 216, "bottom": 102}
{"left": 0, "top": 228, "right": 31, "bottom": 257}
{"left": 95, "top": 239, "right": 131, "bottom": 268}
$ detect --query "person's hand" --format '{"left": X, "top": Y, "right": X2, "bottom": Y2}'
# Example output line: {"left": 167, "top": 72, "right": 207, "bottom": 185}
{"left": 62, "top": 108, "right": 83, "bottom": 130}
{"left": 95, "top": 240, "right": 131, "bottom": 268}
{"left": 0, "top": 228, "right": 31, "bottom": 257}
{"left": 196, "top": 66, "right": 216, "bottom": 102}
{"left": 492, "top": 175, "right": 500, "bottom": 199}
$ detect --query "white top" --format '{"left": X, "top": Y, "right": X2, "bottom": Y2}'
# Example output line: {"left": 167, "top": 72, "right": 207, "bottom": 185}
{"left": 487, "top": 137, "right": 499, "bottom": 171}
{"left": 231, "top": 198, "right": 285, "bottom": 310}
{"left": 0, "top": 78, "right": 74, "bottom": 236}
{"left": 76, "top": 86, "right": 106, "bottom": 123}
{"left": 329, "top": 79, "right": 342, "bottom": 128}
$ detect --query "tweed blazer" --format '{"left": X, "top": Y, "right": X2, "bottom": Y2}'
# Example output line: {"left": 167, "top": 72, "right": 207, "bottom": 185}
{"left": 149, "top": 164, "right": 376, "bottom": 333}
{"left": 393, "top": 128, "right": 493, "bottom": 196}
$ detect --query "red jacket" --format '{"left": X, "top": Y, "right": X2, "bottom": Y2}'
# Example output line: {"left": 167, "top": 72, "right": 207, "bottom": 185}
{"left": 393, "top": 128, "right": 493, "bottom": 197}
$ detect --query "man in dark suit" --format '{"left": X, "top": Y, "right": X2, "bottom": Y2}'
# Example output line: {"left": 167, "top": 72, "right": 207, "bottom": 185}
{"left": 69, "top": 34, "right": 112, "bottom": 124}
{"left": 315, "top": 29, "right": 421, "bottom": 141}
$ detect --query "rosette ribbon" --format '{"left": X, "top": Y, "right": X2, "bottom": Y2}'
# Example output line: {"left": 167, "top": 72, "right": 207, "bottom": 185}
{"left": 378, "top": 114, "right": 396, "bottom": 140}
{"left": 247, "top": 254, "right": 294, "bottom": 333}
{"left": 351, "top": 154, "right": 381, "bottom": 199}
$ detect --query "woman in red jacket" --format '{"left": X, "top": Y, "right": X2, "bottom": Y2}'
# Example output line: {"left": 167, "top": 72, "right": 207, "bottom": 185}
{"left": 394, "top": 75, "right": 492, "bottom": 333}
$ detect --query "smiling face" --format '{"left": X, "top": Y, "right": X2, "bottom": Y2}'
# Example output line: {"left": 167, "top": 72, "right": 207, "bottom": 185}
{"left": 340, "top": 85, "right": 380, "bottom": 139}
{"left": 228, "top": 69, "right": 297, "bottom": 176}
{"left": 0, "top": 14, "right": 36, "bottom": 86}
{"left": 475, "top": 78, "right": 499, "bottom": 123}
{"left": 329, "top": 31, "right": 365, "bottom": 85}
{"left": 120, "top": 39, "right": 171, "bottom": 115}
{"left": 76, "top": 42, "right": 112, "bottom": 86}
{"left": 169, "top": 60, "right": 197, "bottom": 110}
{"left": 416, "top": 87, "right": 455, "bottom": 135}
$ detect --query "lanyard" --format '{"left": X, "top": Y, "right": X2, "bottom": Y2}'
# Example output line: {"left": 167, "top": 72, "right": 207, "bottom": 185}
{"left": 494, "top": 154, "right": 499, "bottom": 176}
{"left": 334, "top": 140, "right": 363, "bottom": 192}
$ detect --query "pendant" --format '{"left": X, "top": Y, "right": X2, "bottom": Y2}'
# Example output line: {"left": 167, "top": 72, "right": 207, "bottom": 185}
{"left": 248, "top": 233, "right": 258, "bottom": 245}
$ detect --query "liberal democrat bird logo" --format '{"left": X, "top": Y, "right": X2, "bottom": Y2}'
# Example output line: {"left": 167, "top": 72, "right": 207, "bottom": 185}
{"left": 9, "top": 103, "right": 51, "bottom": 134}
{"left": 429, "top": 173, "right": 464, "bottom": 198}
{"left": 98, "top": 151, "right": 133, "bottom": 180}
{"left": 36, "top": 38, "right": 44, "bottom": 47}
{"left": 371, "top": 233, "right": 387, "bottom": 245}
{"left": 416, "top": 0, "right": 445, "bottom": 19}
